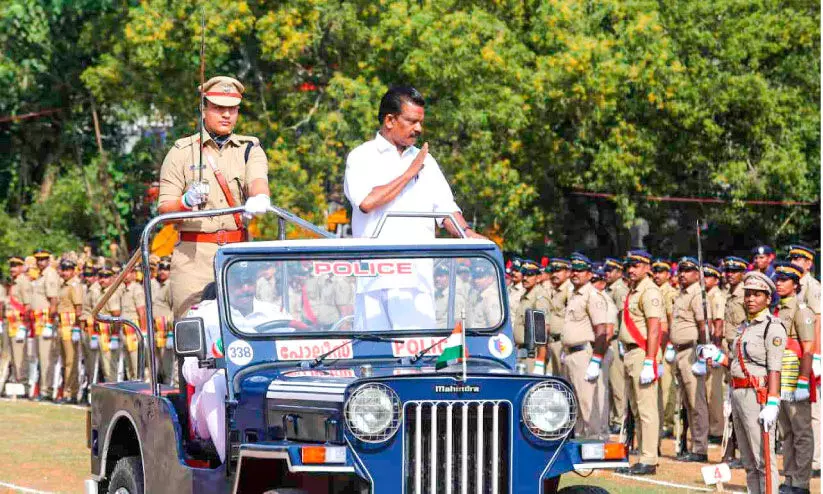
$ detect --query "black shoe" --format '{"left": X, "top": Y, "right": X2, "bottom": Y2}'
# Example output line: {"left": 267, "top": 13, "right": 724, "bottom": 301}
{"left": 661, "top": 428, "right": 674, "bottom": 439}
{"left": 708, "top": 435, "right": 722, "bottom": 445}
{"left": 725, "top": 458, "right": 744, "bottom": 470}
{"left": 609, "top": 424, "right": 621, "bottom": 435}
{"left": 812, "top": 469, "right": 821, "bottom": 478}
{"left": 625, "top": 463, "right": 657, "bottom": 475}
{"left": 779, "top": 484, "right": 793, "bottom": 494}
{"left": 678, "top": 452, "right": 709, "bottom": 463}
{"left": 791, "top": 488, "right": 810, "bottom": 494}
{"left": 615, "top": 466, "right": 631, "bottom": 474}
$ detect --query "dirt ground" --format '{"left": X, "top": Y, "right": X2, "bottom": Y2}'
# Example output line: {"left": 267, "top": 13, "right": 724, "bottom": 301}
{"left": 0, "top": 397, "right": 819, "bottom": 493}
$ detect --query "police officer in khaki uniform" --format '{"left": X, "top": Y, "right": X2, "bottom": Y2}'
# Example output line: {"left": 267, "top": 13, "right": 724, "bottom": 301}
{"left": 592, "top": 263, "right": 618, "bottom": 438}
{"left": 514, "top": 260, "right": 551, "bottom": 373}
{"left": 507, "top": 258, "right": 525, "bottom": 318}
{"left": 772, "top": 262, "right": 815, "bottom": 494}
{"left": 306, "top": 272, "right": 354, "bottom": 328}
{"left": 56, "top": 256, "right": 83, "bottom": 403}
{"left": 80, "top": 262, "right": 102, "bottom": 388}
{"left": 467, "top": 261, "right": 502, "bottom": 328}
{"left": 8, "top": 257, "right": 31, "bottom": 391}
{"left": 615, "top": 250, "right": 663, "bottom": 475}
{"left": 0, "top": 275, "right": 9, "bottom": 394}
{"left": 702, "top": 271, "right": 785, "bottom": 494}
{"left": 720, "top": 256, "right": 749, "bottom": 467}
{"left": 547, "top": 258, "right": 572, "bottom": 376}
{"left": 255, "top": 264, "right": 280, "bottom": 305}
{"left": 158, "top": 76, "right": 271, "bottom": 319}
{"left": 703, "top": 263, "right": 727, "bottom": 442}
{"left": 652, "top": 258, "right": 678, "bottom": 436}
{"left": 563, "top": 254, "right": 610, "bottom": 439}
{"left": 152, "top": 257, "right": 175, "bottom": 384}
{"left": 670, "top": 256, "right": 710, "bottom": 462}
{"left": 120, "top": 268, "right": 146, "bottom": 380}
{"left": 604, "top": 257, "right": 630, "bottom": 433}
{"left": 97, "top": 263, "right": 123, "bottom": 382}
{"left": 31, "top": 249, "right": 60, "bottom": 400}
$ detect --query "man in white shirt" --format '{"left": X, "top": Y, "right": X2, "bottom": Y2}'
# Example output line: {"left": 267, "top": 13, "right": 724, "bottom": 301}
{"left": 343, "top": 86, "right": 484, "bottom": 331}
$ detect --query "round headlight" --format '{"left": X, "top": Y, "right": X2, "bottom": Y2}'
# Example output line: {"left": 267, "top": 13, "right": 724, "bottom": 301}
{"left": 344, "top": 383, "right": 401, "bottom": 443}
{"left": 522, "top": 381, "right": 577, "bottom": 440}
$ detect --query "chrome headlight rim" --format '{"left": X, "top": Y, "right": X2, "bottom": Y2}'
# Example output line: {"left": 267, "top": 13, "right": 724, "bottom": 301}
{"left": 344, "top": 382, "right": 402, "bottom": 443}
{"left": 522, "top": 380, "right": 577, "bottom": 441}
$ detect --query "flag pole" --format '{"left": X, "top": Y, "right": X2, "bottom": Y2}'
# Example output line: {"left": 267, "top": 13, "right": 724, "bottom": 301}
{"left": 461, "top": 309, "right": 467, "bottom": 382}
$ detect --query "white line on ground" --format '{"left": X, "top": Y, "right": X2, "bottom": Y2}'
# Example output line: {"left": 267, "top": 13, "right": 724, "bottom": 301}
{"left": 0, "top": 480, "right": 55, "bottom": 494}
{"left": 611, "top": 472, "right": 716, "bottom": 491}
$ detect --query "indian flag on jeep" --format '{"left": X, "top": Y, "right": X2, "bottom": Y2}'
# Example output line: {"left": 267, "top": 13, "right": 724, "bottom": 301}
{"left": 435, "top": 320, "right": 467, "bottom": 370}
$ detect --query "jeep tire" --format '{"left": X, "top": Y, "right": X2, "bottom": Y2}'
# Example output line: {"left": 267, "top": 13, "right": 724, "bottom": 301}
{"left": 108, "top": 456, "right": 144, "bottom": 494}
{"left": 557, "top": 486, "right": 609, "bottom": 494}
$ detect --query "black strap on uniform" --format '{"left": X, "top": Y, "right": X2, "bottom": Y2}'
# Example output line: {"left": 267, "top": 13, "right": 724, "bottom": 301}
{"left": 244, "top": 142, "right": 253, "bottom": 163}
{"left": 743, "top": 319, "right": 773, "bottom": 368}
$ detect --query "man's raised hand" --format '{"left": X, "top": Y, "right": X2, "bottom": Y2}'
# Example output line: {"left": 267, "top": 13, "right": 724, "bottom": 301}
{"left": 408, "top": 142, "right": 428, "bottom": 176}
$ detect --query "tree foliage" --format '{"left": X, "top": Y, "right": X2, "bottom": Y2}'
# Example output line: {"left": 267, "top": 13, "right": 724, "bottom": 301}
{"left": 0, "top": 0, "right": 818, "bottom": 261}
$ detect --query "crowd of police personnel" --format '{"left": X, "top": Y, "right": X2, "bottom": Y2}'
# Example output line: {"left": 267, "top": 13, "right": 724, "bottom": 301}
{"left": 506, "top": 244, "right": 820, "bottom": 494}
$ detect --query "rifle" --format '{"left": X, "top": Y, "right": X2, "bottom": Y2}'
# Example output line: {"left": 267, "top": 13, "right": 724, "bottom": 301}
{"left": 720, "top": 384, "right": 735, "bottom": 461}
{"left": 673, "top": 376, "right": 684, "bottom": 456}
{"left": 195, "top": 7, "right": 207, "bottom": 199}
{"left": 620, "top": 402, "right": 636, "bottom": 453}
{"left": 696, "top": 220, "right": 710, "bottom": 349}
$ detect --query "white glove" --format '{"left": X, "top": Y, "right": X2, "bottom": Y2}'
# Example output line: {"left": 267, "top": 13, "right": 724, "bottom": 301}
{"left": 585, "top": 354, "right": 603, "bottom": 382}
{"left": 182, "top": 181, "right": 209, "bottom": 209}
{"left": 795, "top": 377, "right": 811, "bottom": 401}
{"left": 700, "top": 344, "right": 720, "bottom": 361}
{"left": 165, "top": 332, "right": 174, "bottom": 350}
{"left": 664, "top": 343, "right": 676, "bottom": 363}
{"left": 0, "top": 321, "right": 4, "bottom": 335}
{"left": 532, "top": 361, "right": 546, "bottom": 376}
{"left": 243, "top": 194, "right": 271, "bottom": 216}
{"left": 617, "top": 341, "right": 625, "bottom": 358}
{"left": 813, "top": 354, "right": 821, "bottom": 377}
{"left": 42, "top": 323, "right": 54, "bottom": 339}
{"left": 15, "top": 326, "right": 27, "bottom": 342}
{"left": 691, "top": 359, "right": 707, "bottom": 376}
{"left": 758, "top": 398, "right": 780, "bottom": 429}
{"left": 89, "top": 334, "right": 99, "bottom": 350}
{"left": 639, "top": 358, "right": 656, "bottom": 384}
{"left": 71, "top": 327, "right": 81, "bottom": 343}
{"left": 109, "top": 335, "right": 120, "bottom": 351}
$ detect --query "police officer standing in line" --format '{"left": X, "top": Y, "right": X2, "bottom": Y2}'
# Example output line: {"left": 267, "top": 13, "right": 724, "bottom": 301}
{"left": 615, "top": 250, "right": 663, "bottom": 476}
{"left": 772, "top": 262, "right": 815, "bottom": 494}
{"left": 547, "top": 258, "right": 572, "bottom": 376}
{"left": 80, "top": 262, "right": 102, "bottom": 387}
{"left": 652, "top": 258, "right": 678, "bottom": 437}
{"left": 158, "top": 76, "right": 272, "bottom": 319}
{"left": 0, "top": 271, "right": 9, "bottom": 395}
{"left": 507, "top": 258, "right": 525, "bottom": 319}
{"left": 97, "top": 263, "right": 123, "bottom": 383}
{"left": 31, "top": 249, "right": 60, "bottom": 400}
{"left": 604, "top": 257, "right": 630, "bottom": 434}
{"left": 8, "top": 257, "right": 31, "bottom": 393}
{"left": 593, "top": 263, "right": 618, "bottom": 439}
{"left": 56, "top": 255, "right": 83, "bottom": 404}
{"left": 514, "top": 260, "right": 551, "bottom": 373}
{"left": 721, "top": 256, "right": 750, "bottom": 468}
{"left": 753, "top": 245, "right": 777, "bottom": 278}
{"left": 467, "top": 262, "right": 502, "bottom": 328}
{"left": 703, "top": 263, "right": 727, "bottom": 443}
{"left": 563, "top": 254, "right": 610, "bottom": 439}
{"left": 153, "top": 257, "right": 175, "bottom": 384}
{"left": 305, "top": 268, "right": 354, "bottom": 328}
{"left": 702, "top": 271, "right": 786, "bottom": 494}
{"left": 670, "top": 257, "right": 710, "bottom": 462}
{"left": 120, "top": 267, "right": 146, "bottom": 380}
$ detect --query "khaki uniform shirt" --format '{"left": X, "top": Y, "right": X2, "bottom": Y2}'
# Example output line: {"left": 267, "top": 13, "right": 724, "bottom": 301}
{"left": 619, "top": 276, "right": 664, "bottom": 346}
{"left": 120, "top": 282, "right": 146, "bottom": 321}
{"left": 306, "top": 275, "right": 353, "bottom": 326}
{"left": 153, "top": 279, "right": 173, "bottom": 319}
{"left": 776, "top": 296, "right": 815, "bottom": 342}
{"left": 57, "top": 276, "right": 84, "bottom": 314}
{"left": 724, "top": 283, "right": 747, "bottom": 343}
{"left": 467, "top": 283, "right": 501, "bottom": 328}
{"left": 671, "top": 281, "right": 711, "bottom": 345}
{"left": 658, "top": 282, "right": 678, "bottom": 324}
{"left": 30, "top": 266, "right": 59, "bottom": 312}
{"left": 607, "top": 278, "right": 630, "bottom": 336}
{"left": 563, "top": 282, "right": 609, "bottom": 346}
{"left": 507, "top": 283, "right": 525, "bottom": 319}
{"left": 158, "top": 132, "right": 268, "bottom": 233}
{"left": 256, "top": 277, "right": 280, "bottom": 305}
{"left": 601, "top": 288, "right": 618, "bottom": 326}
{"left": 549, "top": 279, "right": 573, "bottom": 338}
{"left": 708, "top": 285, "right": 725, "bottom": 322}
{"left": 435, "top": 287, "right": 450, "bottom": 327}
{"left": 799, "top": 274, "right": 821, "bottom": 315}
{"left": 11, "top": 274, "right": 32, "bottom": 308}
{"left": 514, "top": 284, "right": 551, "bottom": 345}
{"left": 730, "top": 310, "right": 787, "bottom": 379}
{"left": 99, "top": 285, "right": 123, "bottom": 317}
{"left": 82, "top": 282, "right": 103, "bottom": 323}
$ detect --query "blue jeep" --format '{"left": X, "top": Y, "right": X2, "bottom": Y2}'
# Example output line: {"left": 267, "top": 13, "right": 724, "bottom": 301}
{"left": 85, "top": 207, "right": 627, "bottom": 494}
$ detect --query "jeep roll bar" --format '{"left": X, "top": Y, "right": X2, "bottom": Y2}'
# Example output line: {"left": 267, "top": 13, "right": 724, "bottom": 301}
{"left": 92, "top": 205, "right": 334, "bottom": 396}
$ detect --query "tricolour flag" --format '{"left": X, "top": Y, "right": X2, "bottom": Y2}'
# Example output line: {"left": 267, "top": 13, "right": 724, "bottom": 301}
{"left": 435, "top": 320, "right": 468, "bottom": 370}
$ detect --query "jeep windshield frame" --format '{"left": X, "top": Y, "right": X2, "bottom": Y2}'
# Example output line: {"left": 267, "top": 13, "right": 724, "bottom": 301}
{"left": 218, "top": 248, "right": 507, "bottom": 340}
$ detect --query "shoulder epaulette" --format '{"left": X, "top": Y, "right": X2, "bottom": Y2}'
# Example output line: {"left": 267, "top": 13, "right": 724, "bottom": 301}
{"left": 233, "top": 134, "right": 260, "bottom": 146}
{"left": 174, "top": 135, "right": 196, "bottom": 149}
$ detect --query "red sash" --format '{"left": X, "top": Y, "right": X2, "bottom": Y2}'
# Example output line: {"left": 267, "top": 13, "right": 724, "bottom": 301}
{"left": 622, "top": 293, "right": 660, "bottom": 378}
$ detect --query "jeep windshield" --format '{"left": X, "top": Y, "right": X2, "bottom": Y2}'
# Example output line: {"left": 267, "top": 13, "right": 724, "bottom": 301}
{"left": 224, "top": 255, "right": 503, "bottom": 336}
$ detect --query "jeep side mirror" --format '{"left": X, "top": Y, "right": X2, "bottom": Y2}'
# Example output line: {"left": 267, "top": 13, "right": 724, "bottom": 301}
{"left": 524, "top": 309, "right": 547, "bottom": 357}
{"left": 174, "top": 317, "right": 206, "bottom": 360}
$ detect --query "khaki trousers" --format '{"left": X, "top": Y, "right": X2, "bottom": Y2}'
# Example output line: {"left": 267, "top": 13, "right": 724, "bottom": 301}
{"left": 732, "top": 388, "right": 778, "bottom": 494}
{"left": 548, "top": 340, "right": 563, "bottom": 376}
{"left": 659, "top": 357, "right": 676, "bottom": 431}
{"left": 100, "top": 349, "right": 117, "bottom": 383}
{"left": 813, "top": 387, "right": 820, "bottom": 469}
{"left": 10, "top": 333, "right": 27, "bottom": 385}
{"left": 707, "top": 364, "right": 726, "bottom": 436}
{"left": 80, "top": 332, "right": 98, "bottom": 387}
{"left": 171, "top": 241, "right": 219, "bottom": 319}
{"left": 60, "top": 338, "right": 78, "bottom": 399}
{"left": 596, "top": 348, "right": 613, "bottom": 440}
{"left": 0, "top": 328, "right": 11, "bottom": 392}
{"left": 674, "top": 347, "right": 709, "bottom": 454}
{"left": 38, "top": 335, "right": 60, "bottom": 397}
{"left": 563, "top": 344, "right": 601, "bottom": 438}
{"left": 609, "top": 339, "right": 628, "bottom": 427}
{"left": 779, "top": 400, "right": 813, "bottom": 488}
{"left": 622, "top": 347, "right": 659, "bottom": 465}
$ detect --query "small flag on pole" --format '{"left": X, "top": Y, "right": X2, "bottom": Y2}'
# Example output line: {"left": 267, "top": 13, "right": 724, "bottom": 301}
{"left": 435, "top": 319, "right": 468, "bottom": 373}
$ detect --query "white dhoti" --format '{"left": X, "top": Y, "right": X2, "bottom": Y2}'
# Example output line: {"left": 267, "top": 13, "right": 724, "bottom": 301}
{"left": 182, "top": 359, "right": 226, "bottom": 463}
{"left": 355, "top": 288, "right": 436, "bottom": 330}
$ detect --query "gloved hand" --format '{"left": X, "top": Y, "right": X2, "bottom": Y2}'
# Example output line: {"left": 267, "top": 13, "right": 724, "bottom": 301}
{"left": 813, "top": 354, "right": 821, "bottom": 377}
{"left": 532, "top": 361, "right": 546, "bottom": 376}
{"left": 0, "top": 321, "right": 4, "bottom": 335}
{"left": 700, "top": 344, "right": 729, "bottom": 367}
{"left": 42, "top": 323, "right": 54, "bottom": 339}
{"left": 640, "top": 358, "right": 656, "bottom": 384}
{"left": 109, "top": 335, "right": 120, "bottom": 351}
{"left": 664, "top": 343, "right": 676, "bottom": 362}
{"left": 617, "top": 341, "right": 625, "bottom": 358}
{"left": 691, "top": 359, "right": 707, "bottom": 376}
{"left": 71, "top": 326, "right": 81, "bottom": 343}
{"left": 15, "top": 326, "right": 27, "bottom": 342}
{"left": 182, "top": 181, "right": 209, "bottom": 209}
{"left": 585, "top": 354, "right": 602, "bottom": 382}
{"left": 795, "top": 376, "right": 811, "bottom": 401}
{"left": 89, "top": 334, "right": 99, "bottom": 350}
{"left": 759, "top": 397, "right": 780, "bottom": 429}
{"left": 243, "top": 194, "right": 271, "bottom": 217}
{"left": 165, "top": 332, "right": 174, "bottom": 350}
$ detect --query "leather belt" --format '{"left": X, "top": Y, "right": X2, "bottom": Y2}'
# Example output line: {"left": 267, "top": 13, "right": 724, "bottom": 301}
{"left": 623, "top": 342, "right": 640, "bottom": 352}
{"left": 674, "top": 342, "right": 694, "bottom": 352}
{"left": 731, "top": 376, "right": 766, "bottom": 389}
{"left": 565, "top": 343, "right": 589, "bottom": 354}
{"left": 180, "top": 230, "right": 246, "bottom": 245}
{"left": 549, "top": 334, "right": 561, "bottom": 342}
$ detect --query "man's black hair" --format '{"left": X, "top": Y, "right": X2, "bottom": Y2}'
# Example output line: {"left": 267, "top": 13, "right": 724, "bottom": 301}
{"left": 377, "top": 86, "right": 425, "bottom": 124}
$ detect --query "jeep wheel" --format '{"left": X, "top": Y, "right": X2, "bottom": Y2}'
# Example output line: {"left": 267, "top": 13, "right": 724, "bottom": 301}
{"left": 558, "top": 486, "right": 610, "bottom": 494}
{"left": 108, "top": 456, "right": 143, "bottom": 494}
